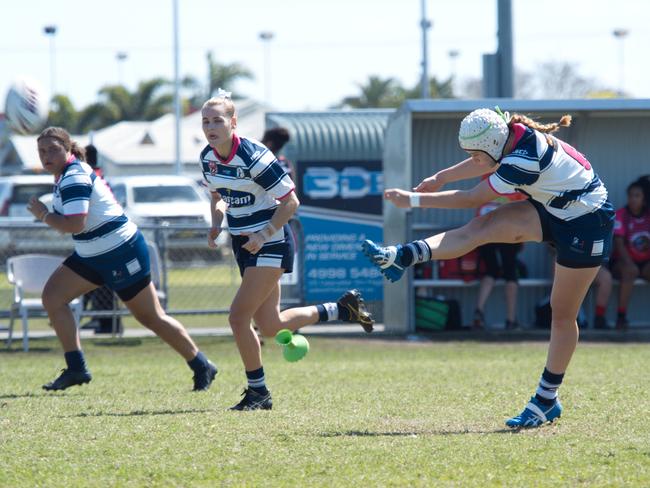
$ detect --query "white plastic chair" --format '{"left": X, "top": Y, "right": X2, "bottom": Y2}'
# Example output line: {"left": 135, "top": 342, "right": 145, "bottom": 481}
{"left": 6, "top": 254, "right": 82, "bottom": 351}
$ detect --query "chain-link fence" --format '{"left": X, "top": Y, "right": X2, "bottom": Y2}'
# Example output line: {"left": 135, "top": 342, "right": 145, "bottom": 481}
{"left": 0, "top": 219, "right": 382, "bottom": 335}
{"left": 0, "top": 220, "right": 242, "bottom": 332}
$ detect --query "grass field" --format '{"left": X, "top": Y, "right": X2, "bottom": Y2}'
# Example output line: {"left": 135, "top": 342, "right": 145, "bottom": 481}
{"left": 1, "top": 337, "right": 648, "bottom": 487}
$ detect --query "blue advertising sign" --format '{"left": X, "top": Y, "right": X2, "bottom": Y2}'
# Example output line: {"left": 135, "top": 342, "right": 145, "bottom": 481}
{"left": 300, "top": 210, "right": 383, "bottom": 302}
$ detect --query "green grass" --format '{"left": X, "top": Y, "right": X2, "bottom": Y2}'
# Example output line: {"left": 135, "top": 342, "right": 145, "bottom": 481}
{"left": 1, "top": 337, "right": 648, "bottom": 487}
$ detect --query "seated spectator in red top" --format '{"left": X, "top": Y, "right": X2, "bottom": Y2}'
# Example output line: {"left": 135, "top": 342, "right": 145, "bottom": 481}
{"left": 611, "top": 178, "right": 650, "bottom": 330}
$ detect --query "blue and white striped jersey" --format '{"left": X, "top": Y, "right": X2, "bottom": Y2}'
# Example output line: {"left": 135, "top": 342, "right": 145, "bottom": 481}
{"left": 52, "top": 158, "right": 137, "bottom": 257}
{"left": 488, "top": 124, "right": 609, "bottom": 221}
{"left": 200, "top": 134, "right": 295, "bottom": 238}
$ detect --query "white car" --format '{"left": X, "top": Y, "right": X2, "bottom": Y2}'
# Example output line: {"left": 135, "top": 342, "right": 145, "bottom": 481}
{"left": 107, "top": 175, "right": 228, "bottom": 255}
{"left": 0, "top": 175, "right": 67, "bottom": 253}
{"left": 0, "top": 174, "right": 55, "bottom": 218}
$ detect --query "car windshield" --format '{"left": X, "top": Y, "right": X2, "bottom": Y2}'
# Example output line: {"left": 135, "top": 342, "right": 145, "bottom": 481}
{"left": 133, "top": 185, "right": 201, "bottom": 204}
{"left": 12, "top": 184, "right": 54, "bottom": 203}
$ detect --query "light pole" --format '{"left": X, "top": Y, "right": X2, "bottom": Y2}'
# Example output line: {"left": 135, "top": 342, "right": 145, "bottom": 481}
{"left": 116, "top": 51, "right": 128, "bottom": 86}
{"left": 448, "top": 49, "right": 460, "bottom": 95}
{"left": 259, "top": 31, "right": 275, "bottom": 105}
{"left": 43, "top": 25, "right": 57, "bottom": 99}
{"left": 419, "top": 0, "right": 432, "bottom": 99}
{"left": 172, "top": 0, "right": 182, "bottom": 175}
{"left": 612, "top": 28, "right": 629, "bottom": 96}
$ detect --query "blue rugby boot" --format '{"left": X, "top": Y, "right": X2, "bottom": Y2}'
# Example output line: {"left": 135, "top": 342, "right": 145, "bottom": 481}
{"left": 505, "top": 397, "right": 563, "bottom": 428}
{"left": 361, "top": 240, "right": 406, "bottom": 282}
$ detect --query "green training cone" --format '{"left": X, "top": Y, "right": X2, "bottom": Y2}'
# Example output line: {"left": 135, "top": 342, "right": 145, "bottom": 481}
{"left": 275, "top": 329, "right": 310, "bottom": 362}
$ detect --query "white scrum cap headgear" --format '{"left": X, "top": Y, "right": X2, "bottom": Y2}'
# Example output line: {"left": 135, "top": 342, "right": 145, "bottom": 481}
{"left": 458, "top": 108, "right": 510, "bottom": 161}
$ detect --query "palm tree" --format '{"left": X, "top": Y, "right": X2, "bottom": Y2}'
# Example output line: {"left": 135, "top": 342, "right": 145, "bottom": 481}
{"left": 183, "top": 53, "right": 254, "bottom": 111}
{"left": 46, "top": 95, "right": 79, "bottom": 132}
{"left": 206, "top": 51, "right": 253, "bottom": 99}
{"left": 340, "top": 76, "right": 404, "bottom": 108}
{"left": 98, "top": 78, "right": 172, "bottom": 121}
{"left": 75, "top": 102, "right": 120, "bottom": 133}
{"left": 403, "top": 76, "right": 455, "bottom": 99}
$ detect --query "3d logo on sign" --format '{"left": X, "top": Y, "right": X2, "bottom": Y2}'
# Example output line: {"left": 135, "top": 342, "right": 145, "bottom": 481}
{"left": 303, "top": 167, "right": 383, "bottom": 199}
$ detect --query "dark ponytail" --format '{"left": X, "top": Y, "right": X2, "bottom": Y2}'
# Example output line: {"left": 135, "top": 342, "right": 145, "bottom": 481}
{"left": 70, "top": 141, "right": 86, "bottom": 161}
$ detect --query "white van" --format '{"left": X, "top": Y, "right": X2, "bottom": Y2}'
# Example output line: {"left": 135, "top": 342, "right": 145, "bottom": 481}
{"left": 107, "top": 175, "right": 229, "bottom": 254}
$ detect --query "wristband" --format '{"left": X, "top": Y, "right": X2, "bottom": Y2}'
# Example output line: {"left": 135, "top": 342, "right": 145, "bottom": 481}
{"left": 259, "top": 223, "right": 279, "bottom": 242}
{"left": 39, "top": 209, "right": 50, "bottom": 221}
{"left": 409, "top": 192, "right": 421, "bottom": 208}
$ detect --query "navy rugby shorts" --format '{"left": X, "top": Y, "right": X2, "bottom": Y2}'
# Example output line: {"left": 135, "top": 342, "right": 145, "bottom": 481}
{"left": 231, "top": 224, "right": 295, "bottom": 277}
{"left": 529, "top": 199, "right": 614, "bottom": 269}
{"left": 64, "top": 231, "right": 151, "bottom": 301}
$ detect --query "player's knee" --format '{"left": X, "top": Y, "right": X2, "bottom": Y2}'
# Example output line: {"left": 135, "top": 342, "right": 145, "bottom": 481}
{"left": 41, "top": 290, "right": 67, "bottom": 313}
{"left": 255, "top": 324, "right": 277, "bottom": 338}
{"left": 133, "top": 310, "right": 162, "bottom": 330}
{"left": 470, "top": 213, "right": 505, "bottom": 242}
{"left": 549, "top": 315, "right": 576, "bottom": 329}
{"left": 459, "top": 218, "right": 485, "bottom": 245}
{"left": 549, "top": 301, "right": 578, "bottom": 327}
{"left": 229, "top": 310, "right": 252, "bottom": 330}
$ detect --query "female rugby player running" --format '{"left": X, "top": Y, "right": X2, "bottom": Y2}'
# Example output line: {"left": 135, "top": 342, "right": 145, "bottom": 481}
{"left": 200, "top": 90, "right": 374, "bottom": 411}
{"left": 363, "top": 108, "right": 613, "bottom": 428}
{"left": 27, "top": 127, "right": 218, "bottom": 392}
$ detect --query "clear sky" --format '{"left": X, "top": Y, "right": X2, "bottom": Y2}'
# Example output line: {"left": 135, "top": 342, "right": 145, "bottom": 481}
{"left": 1, "top": 0, "right": 648, "bottom": 113}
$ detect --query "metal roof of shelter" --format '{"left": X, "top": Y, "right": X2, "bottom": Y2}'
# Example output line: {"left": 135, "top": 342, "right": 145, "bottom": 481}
{"left": 265, "top": 109, "right": 394, "bottom": 162}
{"left": 399, "top": 98, "right": 650, "bottom": 115}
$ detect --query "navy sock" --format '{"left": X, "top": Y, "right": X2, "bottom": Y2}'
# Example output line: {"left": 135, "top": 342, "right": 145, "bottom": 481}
{"left": 535, "top": 368, "right": 564, "bottom": 406}
{"left": 399, "top": 240, "right": 432, "bottom": 267}
{"left": 187, "top": 351, "right": 209, "bottom": 372}
{"left": 400, "top": 245, "right": 414, "bottom": 266}
{"left": 316, "top": 303, "right": 339, "bottom": 323}
{"left": 64, "top": 350, "right": 88, "bottom": 372}
{"left": 246, "top": 367, "right": 269, "bottom": 395}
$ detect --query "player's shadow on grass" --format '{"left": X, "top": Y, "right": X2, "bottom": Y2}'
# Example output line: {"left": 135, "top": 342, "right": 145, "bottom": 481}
{"left": 66, "top": 408, "right": 212, "bottom": 418}
{"left": 320, "top": 428, "right": 517, "bottom": 437}
{"left": 0, "top": 391, "right": 87, "bottom": 399}
{"left": 0, "top": 392, "right": 44, "bottom": 399}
